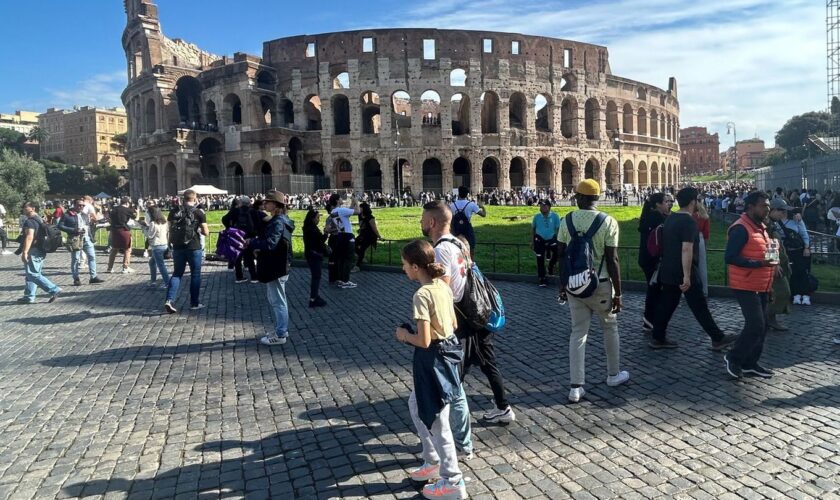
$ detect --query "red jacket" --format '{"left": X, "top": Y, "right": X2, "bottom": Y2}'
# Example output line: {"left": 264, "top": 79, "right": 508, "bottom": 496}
{"left": 727, "top": 214, "right": 775, "bottom": 292}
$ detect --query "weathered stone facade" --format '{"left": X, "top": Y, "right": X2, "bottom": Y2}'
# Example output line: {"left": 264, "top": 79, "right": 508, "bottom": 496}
{"left": 123, "top": 0, "right": 681, "bottom": 197}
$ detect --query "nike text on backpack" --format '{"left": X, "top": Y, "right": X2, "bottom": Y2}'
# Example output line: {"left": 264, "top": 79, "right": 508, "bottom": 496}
{"left": 37, "top": 221, "right": 63, "bottom": 253}
{"left": 560, "top": 212, "right": 607, "bottom": 299}
{"left": 434, "top": 237, "right": 506, "bottom": 332}
{"left": 170, "top": 206, "right": 198, "bottom": 246}
{"left": 646, "top": 224, "right": 664, "bottom": 258}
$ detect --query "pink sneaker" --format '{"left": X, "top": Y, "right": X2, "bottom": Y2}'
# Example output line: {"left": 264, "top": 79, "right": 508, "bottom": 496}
{"left": 409, "top": 461, "right": 440, "bottom": 482}
{"left": 422, "top": 478, "right": 467, "bottom": 499}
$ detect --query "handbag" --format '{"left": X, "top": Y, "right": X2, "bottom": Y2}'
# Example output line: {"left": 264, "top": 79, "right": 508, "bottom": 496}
{"left": 67, "top": 235, "right": 83, "bottom": 251}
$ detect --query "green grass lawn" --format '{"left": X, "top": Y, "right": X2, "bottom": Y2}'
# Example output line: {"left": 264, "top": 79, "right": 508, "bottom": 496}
{"left": 202, "top": 206, "right": 838, "bottom": 291}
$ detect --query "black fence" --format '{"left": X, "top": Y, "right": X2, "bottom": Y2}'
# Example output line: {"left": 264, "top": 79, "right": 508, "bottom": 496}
{"left": 754, "top": 155, "right": 840, "bottom": 192}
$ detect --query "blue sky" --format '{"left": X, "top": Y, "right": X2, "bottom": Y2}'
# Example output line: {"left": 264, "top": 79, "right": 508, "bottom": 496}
{"left": 0, "top": 0, "right": 825, "bottom": 150}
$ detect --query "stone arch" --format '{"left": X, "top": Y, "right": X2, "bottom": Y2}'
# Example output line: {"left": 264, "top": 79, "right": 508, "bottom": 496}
{"left": 508, "top": 92, "right": 527, "bottom": 129}
{"left": 651, "top": 161, "right": 660, "bottom": 186}
{"left": 205, "top": 100, "right": 218, "bottom": 128}
{"left": 392, "top": 90, "right": 411, "bottom": 129}
{"left": 163, "top": 162, "right": 177, "bottom": 195}
{"left": 584, "top": 157, "right": 600, "bottom": 180}
{"left": 535, "top": 157, "right": 553, "bottom": 189}
{"left": 481, "top": 91, "right": 499, "bottom": 134}
{"left": 450, "top": 68, "right": 467, "bottom": 87}
{"left": 584, "top": 98, "right": 600, "bottom": 140}
{"left": 288, "top": 137, "right": 303, "bottom": 174}
{"left": 363, "top": 158, "right": 382, "bottom": 191}
{"left": 560, "top": 73, "right": 577, "bottom": 92}
{"left": 453, "top": 157, "right": 471, "bottom": 189}
{"left": 623, "top": 159, "right": 634, "bottom": 186}
{"left": 451, "top": 93, "right": 470, "bottom": 135}
{"left": 198, "top": 138, "right": 223, "bottom": 179}
{"left": 255, "top": 160, "right": 273, "bottom": 192}
{"left": 535, "top": 94, "right": 551, "bottom": 132}
{"left": 259, "top": 95, "right": 277, "bottom": 127}
{"left": 421, "top": 90, "right": 441, "bottom": 126}
{"left": 561, "top": 158, "right": 577, "bottom": 191}
{"left": 637, "top": 108, "right": 647, "bottom": 136}
{"left": 360, "top": 91, "right": 381, "bottom": 134}
{"left": 650, "top": 109, "right": 659, "bottom": 138}
{"left": 256, "top": 70, "right": 276, "bottom": 91}
{"left": 482, "top": 157, "right": 500, "bottom": 189}
{"left": 560, "top": 97, "right": 577, "bottom": 138}
{"left": 144, "top": 98, "right": 156, "bottom": 134}
{"left": 223, "top": 93, "right": 242, "bottom": 126}
{"left": 332, "top": 71, "right": 350, "bottom": 89}
{"left": 304, "top": 95, "right": 322, "bottom": 131}
{"left": 147, "top": 164, "right": 158, "bottom": 197}
{"left": 335, "top": 159, "right": 353, "bottom": 188}
{"left": 305, "top": 161, "right": 325, "bottom": 176}
{"left": 422, "top": 158, "right": 443, "bottom": 193}
{"left": 605, "top": 159, "right": 619, "bottom": 189}
{"left": 393, "top": 158, "right": 410, "bottom": 193}
{"left": 332, "top": 94, "right": 350, "bottom": 135}
{"left": 228, "top": 162, "right": 244, "bottom": 195}
{"left": 174, "top": 76, "right": 202, "bottom": 127}
{"left": 638, "top": 160, "right": 649, "bottom": 186}
{"left": 509, "top": 157, "right": 526, "bottom": 190}
{"left": 622, "top": 104, "right": 633, "bottom": 134}
{"left": 606, "top": 101, "right": 619, "bottom": 134}
{"left": 280, "top": 99, "right": 294, "bottom": 127}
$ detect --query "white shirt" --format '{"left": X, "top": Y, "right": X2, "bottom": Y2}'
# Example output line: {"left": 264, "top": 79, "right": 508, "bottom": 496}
{"left": 434, "top": 235, "right": 468, "bottom": 302}
{"left": 331, "top": 207, "right": 355, "bottom": 236}
{"left": 449, "top": 199, "right": 480, "bottom": 221}
{"left": 0, "top": 204, "right": 5, "bottom": 228}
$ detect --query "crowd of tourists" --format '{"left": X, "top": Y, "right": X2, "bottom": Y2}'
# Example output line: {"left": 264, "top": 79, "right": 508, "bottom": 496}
{"left": 2, "top": 176, "right": 839, "bottom": 500}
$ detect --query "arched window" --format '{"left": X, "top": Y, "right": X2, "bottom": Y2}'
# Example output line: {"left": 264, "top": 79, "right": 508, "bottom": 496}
{"left": 584, "top": 157, "right": 599, "bottom": 180}
{"left": 332, "top": 72, "right": 350, "bottom": 89}
{"left": 650, "top": 110, "right": 659, "bottom": 138}
{"left": 535, "top": 158, "right": 553, "bottom": 189}
{"left": 480, "top": 92, "right": 499, "bottom": 134}
{"left": 223, "top": 94, "right": 242, "bottom": 126}
{"left": 422, "top": 158, "right": 443, "bottom": 193}
{"left": 336, "top": 159, "right": 353, "bottom": 188}
{"left": 560, "top": 97, "right": 577, "bottom": 138}
{"left": 304, "top": 95, "right": 322, "bottom": 131}
{"left": 622, "top": 104, "right": 633, "bottom": 134}
{"left": 361, "top": 91, "right": 381, "bottom": 134}
{"left": 584, "top": 98, "right": 600, "bottom": 140}
{"left": 482, "top": 157, "right": 499, "bottom": 188}
{"left": 332, "top": 95, "right": 350, "bottom": 135}
{"left": 175, "top": 76, "right": 202, "bottom": 127}
{"left": 205, "top": 100, "right": 218, "bottom": 129}
{"left": 392, "top": 90, "right": 411, "bottom": 130}
{"left": 451, "top": 94, "right": 470, "bottom": 135}
{"left": 637, "top": 108, "right": 647, "bottom": 136}
{"left": 256, "top": 71, "right": 276, "bottom": 91}
{"left": 560, "top": 73, "right": 576, "bottom": 92}
{"left": 288, "top": 138, "right": 303, "bottom": 174}
{"left": 363, "top": 159, "right": 382, "bottom": 191}
{"left": 421, "top": 90, "right": 441, "bottom": 126}
{"left": 535, "top": 94, "right": 551, "bottom": 132}
{"left": 453, "top": 157, "right": 471, "bottom": 189}
{"left": 509, "top": 157, "right": 526, "bottom": 190}
{"left": 450, "top": 68, "right": 467, "bottom": 87}
{"left": 260, "top": 96, "right": 276, "bottom": 127}
{"left": 606, "top": 101, "right": 619, "bottom": 134}
{"left": 144, "top": 98, "right": 156, "bottom": 134}
{"left": 508, "top": 92, "right": 527, "bottom": 129}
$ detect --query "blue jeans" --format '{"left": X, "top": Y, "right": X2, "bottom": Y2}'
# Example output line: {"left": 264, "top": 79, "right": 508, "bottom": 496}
{"left": 266, "top": 275, "right": 289, "bottom": 337}
{"left": 166, "top": 249, "right": 202, "bottom": 307}
{"left": 149, "top": 245, "right": 170, "bottom": 283}
{"left": 24, "top": 248, "right": 59, "bottom": 300}
{"left": 70, "top": 234, "right": 97, "bottom": 280}
{"left": 448, "top": 386, "right": 473, "bottom": 453}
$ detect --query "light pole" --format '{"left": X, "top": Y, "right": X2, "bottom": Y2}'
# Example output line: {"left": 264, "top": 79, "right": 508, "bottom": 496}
{"left": 394, "top": 123, "right": 401, "bottom": 196}
{"left": 726, "top": 121, "right": 737, "bottom": 184}
{"left": 613, "top": 131, "right": 625, "bottom": 204}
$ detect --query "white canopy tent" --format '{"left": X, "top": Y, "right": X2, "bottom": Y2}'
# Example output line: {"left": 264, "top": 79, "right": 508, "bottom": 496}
{"left": 177, "top": 185, "right": 228, "bottom": 196}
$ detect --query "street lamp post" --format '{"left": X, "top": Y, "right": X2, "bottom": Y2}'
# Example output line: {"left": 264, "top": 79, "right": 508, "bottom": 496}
{"left": 394, "top": 124, "right": 401, "bottom": 196}
{"left": 726, "top": 121, "right": 737, "bottom": 184}
{"left": 613, "top": 131, "right": 625, "bottom": 204}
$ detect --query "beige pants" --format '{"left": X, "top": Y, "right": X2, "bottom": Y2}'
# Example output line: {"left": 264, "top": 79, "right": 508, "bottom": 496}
{"left": 568, "top": 279, "right": 620, "bottom": 386}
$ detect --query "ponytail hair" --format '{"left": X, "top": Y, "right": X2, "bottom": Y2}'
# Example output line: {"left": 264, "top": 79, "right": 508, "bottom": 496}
{"left": 400, "top": 239, "right": 443, "bottom": 278}
{"left": 639, "top": 192, "right": 666, "bottom": 231}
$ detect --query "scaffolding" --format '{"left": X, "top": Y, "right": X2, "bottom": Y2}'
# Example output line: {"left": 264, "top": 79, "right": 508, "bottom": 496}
{"left": 829, "top": 1, "right": 840, "bottom": 110}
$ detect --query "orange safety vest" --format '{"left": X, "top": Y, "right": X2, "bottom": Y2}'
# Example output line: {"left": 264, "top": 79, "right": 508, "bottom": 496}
{"left": 727, "top": 214, "right": 775, "bottom": 292}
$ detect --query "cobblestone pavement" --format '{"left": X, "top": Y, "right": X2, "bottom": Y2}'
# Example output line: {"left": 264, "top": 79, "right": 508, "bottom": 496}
{"left": 0, "top": 251, "right": 838, "bottom": 500}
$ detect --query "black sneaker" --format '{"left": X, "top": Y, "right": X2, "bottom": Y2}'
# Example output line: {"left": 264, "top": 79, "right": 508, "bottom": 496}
{"left": 724, "top": 354, "right": 742, "bottom": 379}
{"left": 73, "top": 279, "right": 82, "bottom": 286}
{"left": 711, "top": 334, "right": 738, "bottom": 351}
{"left": 309, "top": 297, "right": 327, "bottom": 308}
{"left": 538, "top": 278, "right": 547, "bottom": 287}
{"left": 89, "top": 277, "right": 105, "bottom": 284}
{"left": 649, "top": 339, "right": 679, "bottom": 349}
{"left": 743, "top": 364, "right": 774, "bottom": 378}
{"left": 48, "top": 290, "right": 61, "bottom": 303}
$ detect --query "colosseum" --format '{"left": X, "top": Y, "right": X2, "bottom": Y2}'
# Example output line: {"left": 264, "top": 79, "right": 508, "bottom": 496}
{"left": 122, "top": 0, "right": 681, "bottom": 198}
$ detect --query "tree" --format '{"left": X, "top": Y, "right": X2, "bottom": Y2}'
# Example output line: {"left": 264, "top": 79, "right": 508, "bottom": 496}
{"left": 0, "top": 149, "right": 49, "bottom": 210}
{"left": 775, "top": 111, "right": 831, "bottom": 151}
{"left": 27, "top": 126, "right": 49, "bottom": 144}
{"left": 0, "top": 128, "right": 26, "bottom": 154}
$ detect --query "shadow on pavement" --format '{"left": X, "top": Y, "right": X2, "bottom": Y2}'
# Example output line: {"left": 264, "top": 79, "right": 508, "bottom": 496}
{"left": 762, "top": 385, "right": 840, "bottom": 408}
{"left": 40, "top": 338, "right": 257, "bottom": 367}
{"left": 6, "top": 310, "right": 136, "bottom": 325}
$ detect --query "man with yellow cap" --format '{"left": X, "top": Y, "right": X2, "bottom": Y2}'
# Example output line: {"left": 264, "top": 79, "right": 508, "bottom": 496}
{"left": 556, "top": 179, "right": 629, "bottom": 403}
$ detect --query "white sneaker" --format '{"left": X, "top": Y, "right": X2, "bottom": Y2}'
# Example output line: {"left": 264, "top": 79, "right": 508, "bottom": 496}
{"left": 142, "top": 251, "right": 149, "bottom": 258}
{"left": 0, "top": 250, "right": 12, "bottom": 255}
{"left": 793, "top": 295, "right": 802, "bottom": 305}
{"left": 568, "top": 387, "right": 585, "bottom": 403}
{"left": 802, "top": 295, "right": 811, "bottom": 305}
{"left": 121, "top": 267, "right": 136, "bottom": 274}
{"left": 260, "top": 334, "right": 287, "bottom": 346}
{"left": 190, "top": 303, "right": 205, "bottom": 310}
{"left": 482, "top": 405, "right": 516, "bottom": 423}
{"left": 832, "top": 337, "right": 840, "bottom": 345}
{"left": 606, "top": 371, "right": 630, "bottom": 387}
{"left": 456, "top": 448, "right": 475, "bottom": 461}
{"left": 340, "top": 281, "right": 358, "bottom": 288}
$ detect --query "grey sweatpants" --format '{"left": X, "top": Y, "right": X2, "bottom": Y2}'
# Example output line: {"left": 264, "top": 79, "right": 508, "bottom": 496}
{"left": 408, "top": 391, "right": 463, "bottom": 484}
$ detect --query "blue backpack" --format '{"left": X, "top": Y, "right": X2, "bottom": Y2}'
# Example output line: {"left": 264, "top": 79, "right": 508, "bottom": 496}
{"left": 560, "top": 212, "right": 607, "bottom": 298}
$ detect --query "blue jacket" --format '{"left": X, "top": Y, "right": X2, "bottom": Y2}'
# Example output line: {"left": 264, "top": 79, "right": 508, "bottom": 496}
{"left": 57, "top": 211, "right": 87, "bottom": 235}
{"left": 412, "top": 336, "right": 463, "bottom": 430}
{"left": 250, "top": 213, "right": 294, "bottom": 253}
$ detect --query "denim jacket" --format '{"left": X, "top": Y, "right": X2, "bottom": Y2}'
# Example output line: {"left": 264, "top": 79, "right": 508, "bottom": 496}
{"left": 250, "top": 213, "right": 294, "bottom": 253}
{"left": 412, "top": 336, "right": 463, "bottom": 430}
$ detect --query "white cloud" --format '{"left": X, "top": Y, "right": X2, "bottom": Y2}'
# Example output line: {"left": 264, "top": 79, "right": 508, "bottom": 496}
{"left": 45, "top": 70, "right": 127, "bottom": 110}
{"left": 365, "top": 0, "right": 825, "bottom": 149}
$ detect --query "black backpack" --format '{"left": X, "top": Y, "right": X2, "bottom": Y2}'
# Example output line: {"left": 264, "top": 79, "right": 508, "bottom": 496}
{"left": 170, "top": 206, "right": 198, "bottom": 247}
{"left": 451, "top": 201, "right": 473, "bottom": 238}
{"left": 560, "top": 212, "right": 607, "bottom": 298}
{"left": 234, "top": 208, "right": 255, "bottom": 236}
{"left": 778, "top": 222, "right": 805, "bottom": 253}
{"left": 37, "top": 219, "right": 63, "bottom": 253}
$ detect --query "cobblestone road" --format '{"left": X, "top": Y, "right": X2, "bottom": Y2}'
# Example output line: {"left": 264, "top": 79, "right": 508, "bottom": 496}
{"left": 0, "top": 252, "right": 838, "bottom": 499}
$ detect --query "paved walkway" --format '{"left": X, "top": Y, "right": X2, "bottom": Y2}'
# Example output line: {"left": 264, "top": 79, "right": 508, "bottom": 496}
{"left": 0, "top": 252, "right": 838, "bottom": 499}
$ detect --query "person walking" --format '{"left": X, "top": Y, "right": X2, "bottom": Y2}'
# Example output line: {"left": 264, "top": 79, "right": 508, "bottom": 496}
{"left": 142, "top": 206, "right": 170, "bottom": 288}
{"left": 723, "top": 192, "right": 778, "bottom": 379}
{"left": 58, "top": 198, "right": 104, "bottom": 286}
{"left": 353, "top": 202, "right": 381, "bottom": 271}
{"left": 17, "top": 202, "right": 61, "bottom": 304}
{"left": 531, "top": 199, "right": 561, "bottom": 287}
{"left": 107, "top": 197, "right": 137, "bottom": 274}
{"left": 303, "top": 208, "right": 328, "bottom": 308}
{"left": 395, "top": 239, "right": 467, "bottom": 500}
{"left": 772, "top": 201, "right": 812, "bottom": 305}
{"left": 164, "top": 189, "right": 209, "bottom": 314}
{"left": 449, "top": 186, "right": 486, "bottom": 255}
{"left": 637, "top": 192, "right": 673, "bottom": 333}
{"left": 0, "top": 202, "right": 11, "bottom": 255}
{"left": 326, "top": 193, "right": 360, "bottom": 289}
{"left": 650, "top": 187, "right": 738, "bottom": 350}
{"left": 556, "top": 179, "right": 629, "bottom": 403}
{"left": 249, "top": 191, "right": 295, "bottom": 345}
